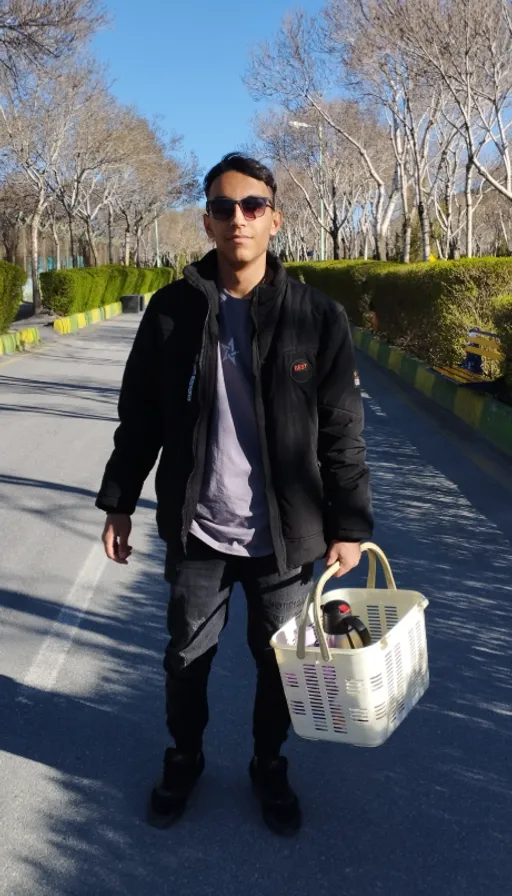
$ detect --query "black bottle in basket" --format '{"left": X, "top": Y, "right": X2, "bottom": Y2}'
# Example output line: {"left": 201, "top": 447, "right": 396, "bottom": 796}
{"left": 322, "top": 600, "right": 372, "bottom": 649}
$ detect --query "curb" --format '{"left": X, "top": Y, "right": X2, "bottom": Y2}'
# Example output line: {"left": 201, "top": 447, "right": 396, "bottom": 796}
{"left": 0, "top": 327, "right": 40, "bottom": 356}
{"left": 53, "top": 301, "right": 123, "bottom": 334}
{"left": 1, "top": 293, "right": 155, "bottom": 357}
{"left": 53, "top": 293, "right": 153, "bottom": 335}
{"left": 352, "top": 326, "right": 512, "bottom": 458}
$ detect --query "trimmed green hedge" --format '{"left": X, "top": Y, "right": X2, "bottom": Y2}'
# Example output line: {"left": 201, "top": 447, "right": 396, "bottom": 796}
{"left": 493, "top": 295, "right": 512, "bottom": 396}
{"left": 286, "top": 257, "right": 512, "bottom": 371}
{"left": 0, "top": 260, "right": 27, "bottom": 334}
{"left": 286, "top": 260, "right": 392, "bottom": 327}
{"left": 40, "top": 265, "right": 175, "bottom": 316}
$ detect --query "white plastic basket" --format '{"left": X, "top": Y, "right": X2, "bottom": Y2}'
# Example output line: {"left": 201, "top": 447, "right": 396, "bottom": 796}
{"left": 271, "top": 543, "right": 429, "bottom": 747}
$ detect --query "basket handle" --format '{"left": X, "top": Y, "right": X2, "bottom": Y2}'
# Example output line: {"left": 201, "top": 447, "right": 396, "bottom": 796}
{"left": 296, "top": 542, "right": 397, "bottom": 663}
{"left": 363, "top": 542, "right": 397, "bottom": 590}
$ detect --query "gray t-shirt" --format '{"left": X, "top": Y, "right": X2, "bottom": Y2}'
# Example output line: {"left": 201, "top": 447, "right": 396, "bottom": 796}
{"left": 190, "top": 290, "right": 273, "bottom": 556}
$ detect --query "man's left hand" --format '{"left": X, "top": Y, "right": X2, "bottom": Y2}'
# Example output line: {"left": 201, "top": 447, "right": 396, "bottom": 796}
{"left": 326, "top": 541, "right": 361, "bottom": 578}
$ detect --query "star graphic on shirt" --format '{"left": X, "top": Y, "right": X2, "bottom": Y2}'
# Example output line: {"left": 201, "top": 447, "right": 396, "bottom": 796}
{"left": 221, "top": 338, "right": 239, "bottom": 366}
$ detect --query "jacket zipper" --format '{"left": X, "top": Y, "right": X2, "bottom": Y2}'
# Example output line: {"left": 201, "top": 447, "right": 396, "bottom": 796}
{"left": 187, "top": 357, "right": 198, "bottom": 403}
{"left": 181, "top": 305, "right": 211, "bottom": 545}
{"left": 251, "top": 300, "right": 287, "bottom": 573}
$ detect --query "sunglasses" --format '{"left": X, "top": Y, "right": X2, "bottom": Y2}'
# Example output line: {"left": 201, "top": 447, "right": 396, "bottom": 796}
{"left": 206, "top": 195, "right": 274, "bottom": 222}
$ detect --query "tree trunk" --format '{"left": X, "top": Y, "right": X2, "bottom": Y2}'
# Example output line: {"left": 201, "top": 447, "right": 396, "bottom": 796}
{"left": 399, "top": 160, "right": 411, "bottom": 263}
{"left": 22, "top": 225, "right": 27, "bottom": 272}
{"left": 11, "top": 225, "right": 20, "bottom": 262}
{"left": 3, "top": 229, "right": 16, "bottom": 263}
{"left": 449, "top": 236, "right": 461, "bottom": 260}
{"left": 82, "top": 238, "right": 91, "bottom": 268}
{"left": 51, "top": 221, "right": 61, "bottom": 270}
{"left": 86, "top": 219, "right": 98, "bottom": 266}
{"left": 499, "top": 212, "right": 512, "bottom": 254}
{"left": 124, "top": 228, "right": 131, "bottom": 266}
{"left": 378, "top": 168, "right": 399, "bottom": 261}
{"left": 363, "top": 230, "right": 370, "bottom": 260}
{"left": 30, "top": 212, "right": 42, "bottom": 314}
{"left": 331, "top": 229, "right": 341, "bottom": 260}
{"left": 418, "top": 202, "right": 431, "bottom": 261}
{"left": 465, "top": 162, "right": 474, "bottom": 258}
{"left": 67, "top": 211, "right": 77, "bottom": 268}
{"left": 375, "top": 231, "right": 387, "bottom": 261}
{"left": 402, "top": 214, "right": 412, "bottom": 264}
{"left": 285, "top": 229, "right": 292, "bottom": 261}
{"left": 135, "top": 227, "right": 142, "bottom": 267}
{"left": 140, "top": 233, "right": 148, "bottom": 267}
{"left": 443, "top": 181, "right": 452, "bottom": 261}
{"left": 108, "top": 205, "right": 114, "bottom": 265}
{"left": 373, "top": 183, "right": 387, "bottom": 260}
{"left": 349, "top": 233, "right": 355, "bottom": 259}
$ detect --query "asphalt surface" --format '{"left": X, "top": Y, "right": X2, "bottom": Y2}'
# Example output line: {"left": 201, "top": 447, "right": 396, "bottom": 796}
{"left": 0, "top": 315, "right": 511, "bottom": 896}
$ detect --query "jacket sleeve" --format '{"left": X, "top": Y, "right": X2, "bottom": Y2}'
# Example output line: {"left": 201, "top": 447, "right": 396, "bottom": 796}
{"left": 316, "top": 303, "right": 373, "bottom": 543}
{"left": 95, "top": 301, "right": 163, "bottom": 515}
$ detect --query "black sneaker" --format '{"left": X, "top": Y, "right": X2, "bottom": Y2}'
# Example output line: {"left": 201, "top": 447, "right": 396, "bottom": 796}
{"left": 147, "top": 747, "right": 205, "bottom": 829}
{"left": 249, "top": 756, "right": 302, "bottom": 836}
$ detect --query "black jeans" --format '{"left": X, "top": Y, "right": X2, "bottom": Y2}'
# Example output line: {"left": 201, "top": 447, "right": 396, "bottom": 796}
{"left": 163, "top": 535, "right": 314, "bottom": 759}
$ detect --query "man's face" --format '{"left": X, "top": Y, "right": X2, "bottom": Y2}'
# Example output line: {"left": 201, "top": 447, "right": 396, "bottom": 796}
{"left": 204, "top": 170, "right": 282, "bottom": 267}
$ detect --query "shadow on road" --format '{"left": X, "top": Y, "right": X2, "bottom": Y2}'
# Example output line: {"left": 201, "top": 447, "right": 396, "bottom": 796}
{"left": 0, "top": 375, "right": 120, "bottom": 403}
{"left": 0, "top": 476, "right": 156, "bottom": 546}
{"left": 0, "top": 369, "right": 120, "bottom": 425}
{"left": 0, "top": 402, "right": 118, "bottom": 423}
{"left": 1, "top": 322, "right": 511, "bottom": 893}
{"left": 1, "top": 408, "right": 512, "bottom": 894}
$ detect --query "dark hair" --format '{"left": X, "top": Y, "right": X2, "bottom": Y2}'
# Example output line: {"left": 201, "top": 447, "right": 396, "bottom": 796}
{"left": 204, "top": 153, "right": 277, "bottom": 201}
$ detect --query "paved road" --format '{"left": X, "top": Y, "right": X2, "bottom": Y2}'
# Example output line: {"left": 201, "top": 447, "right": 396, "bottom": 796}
{"left": 0, "top": 316, "right": 511, "bottom": 896}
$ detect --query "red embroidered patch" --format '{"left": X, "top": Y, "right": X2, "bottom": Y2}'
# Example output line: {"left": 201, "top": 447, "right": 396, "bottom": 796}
{"left": 290, "top": 359, "right": 313, "bottom": 382}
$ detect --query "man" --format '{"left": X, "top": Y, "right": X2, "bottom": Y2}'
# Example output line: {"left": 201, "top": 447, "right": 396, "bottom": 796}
{"left": 96, "top": 153, "right": 373, "bottom": 836}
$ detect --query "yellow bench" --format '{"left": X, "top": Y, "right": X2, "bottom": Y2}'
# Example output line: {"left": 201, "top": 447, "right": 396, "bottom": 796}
{"left": 435, "top": 328, "right": 505, "bottom": 385}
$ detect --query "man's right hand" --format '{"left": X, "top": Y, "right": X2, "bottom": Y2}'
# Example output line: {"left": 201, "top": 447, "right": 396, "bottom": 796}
{"left": 102, "top": 513, "right": 133, "bottom": 564}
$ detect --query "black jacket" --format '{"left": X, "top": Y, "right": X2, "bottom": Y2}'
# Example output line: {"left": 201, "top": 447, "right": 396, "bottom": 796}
{"left": 96, "top": 251, "right": 373, "bottom": 572}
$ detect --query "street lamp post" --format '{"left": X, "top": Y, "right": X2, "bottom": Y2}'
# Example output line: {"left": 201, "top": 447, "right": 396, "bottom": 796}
{"left": 289, "top": 119, "right": 326, "bottom": 261}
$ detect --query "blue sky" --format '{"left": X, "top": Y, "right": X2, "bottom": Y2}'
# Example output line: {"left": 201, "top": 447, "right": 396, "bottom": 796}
{"left": 92, "top": 0, "right": 324, "bottom": 176}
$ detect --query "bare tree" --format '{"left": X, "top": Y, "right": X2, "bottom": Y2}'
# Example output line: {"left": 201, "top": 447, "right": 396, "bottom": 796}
{"left": 47, "top": 62, "right": 114, "bottom": 266}
{"left": 0, "top": 73, "right": 65, "bottom": 308}
{"left": 0, "top": 0, "right": 105, "bottom": 83}
{"left": 245, "top": 10, "right": 399, "bottom": 259}
{"left": 0, "top": 60, "right": 106, "bottom": 310}
{"left": 109, "top": 118, "right": 200, "bottom": 266}
{"left": 255, "top": 105, "right": 374, "bottom": 259}
{"left": 157, "top": 207, "right": 210, "bottom": 269}
{"left": 245, "top": 0, "right": 512, "bottom": 262}
{"left": 379, "top": 0, "right": 512, "bottom": 206}
{"left": 273, "top": 166, "right": 319, "bottom": 261}
{"left": 0, "top": 171, "right": 33, "bottom": 261}
{"left": 324, "top": 0, "right": 449, "bottom": 261}
{"left": 42, "top": 195, "right": 70, "bottom": 269}
{"left": 474, "top": 186, "right": 512, "bottom": 255}
{"left": 51, "top": 87, "right": 137, "bottom": 266}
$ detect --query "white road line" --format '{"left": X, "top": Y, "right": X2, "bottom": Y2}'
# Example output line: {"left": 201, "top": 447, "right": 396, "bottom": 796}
{"left": 362, "top": 390, "right": 388, "bottom": 418}
{"left": 24, "top": 543, "right": 107, "bottom": 692}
